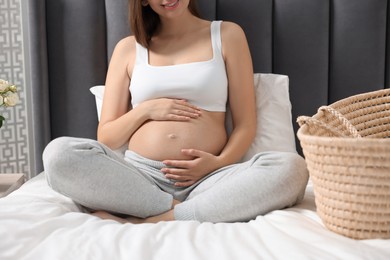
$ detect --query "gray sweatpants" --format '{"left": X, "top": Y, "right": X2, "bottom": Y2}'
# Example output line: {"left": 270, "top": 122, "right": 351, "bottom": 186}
{"left": 43, "top": 137, "right": 309, "bottom": 223}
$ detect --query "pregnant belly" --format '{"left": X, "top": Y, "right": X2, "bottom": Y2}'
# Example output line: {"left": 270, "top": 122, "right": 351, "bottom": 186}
{"left": 128, "top": 112, "right": 228, "bottom": 161}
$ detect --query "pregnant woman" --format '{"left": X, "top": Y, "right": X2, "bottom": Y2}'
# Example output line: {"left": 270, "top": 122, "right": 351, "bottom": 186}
{"left": 43, "top": 0, "right": 308, "bottom": 223}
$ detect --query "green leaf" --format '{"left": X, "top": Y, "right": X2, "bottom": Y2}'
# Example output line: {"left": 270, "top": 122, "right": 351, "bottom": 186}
{"left": 0, "top": 115, "right": 4, "bottom": 128}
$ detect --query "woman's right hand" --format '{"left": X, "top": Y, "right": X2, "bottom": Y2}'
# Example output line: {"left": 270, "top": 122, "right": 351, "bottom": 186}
{"left": 140, "top": 98, "right": 202, "bottom": 121}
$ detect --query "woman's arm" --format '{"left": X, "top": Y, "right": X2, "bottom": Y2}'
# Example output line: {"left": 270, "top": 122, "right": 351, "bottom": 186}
{"left": 218, "top": 21, "right": 257, "bottom": 165}
{"left": 97, "top": 37, "right": 142, "bottom": 149}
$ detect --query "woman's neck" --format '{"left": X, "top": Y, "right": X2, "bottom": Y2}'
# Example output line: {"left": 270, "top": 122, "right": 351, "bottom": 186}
{"left": 157, "top": 12, "right": 202, "bottom": 38}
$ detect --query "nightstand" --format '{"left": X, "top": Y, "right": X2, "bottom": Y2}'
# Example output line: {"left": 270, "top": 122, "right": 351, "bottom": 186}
{"left": 0, "top": 173, "right": 25, "bottom": 198}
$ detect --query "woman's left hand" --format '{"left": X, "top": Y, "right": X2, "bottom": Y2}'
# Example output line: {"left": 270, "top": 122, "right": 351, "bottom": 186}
{"left": 161, "top": 149, "right": 221, "bottom": 187}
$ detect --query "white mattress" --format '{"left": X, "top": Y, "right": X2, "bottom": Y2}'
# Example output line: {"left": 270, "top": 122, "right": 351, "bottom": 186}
{"left": 0, "top": 174, "right": 389, "bottom": 260}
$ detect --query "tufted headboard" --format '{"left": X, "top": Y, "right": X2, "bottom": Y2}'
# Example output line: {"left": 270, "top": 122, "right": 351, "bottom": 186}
{"left": 42, "top": 0, "right": 389, "bottom": 154}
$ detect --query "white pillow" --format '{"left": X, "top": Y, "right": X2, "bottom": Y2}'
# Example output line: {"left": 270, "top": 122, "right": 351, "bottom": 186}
{"left": 90, "top": 73, "right": 296, "bottom": 160}
{"left": 90, "top": 85, "right": 105, "bottom": 121}
{"left": 224, "top": 73, "right": 296, "bottom": 161}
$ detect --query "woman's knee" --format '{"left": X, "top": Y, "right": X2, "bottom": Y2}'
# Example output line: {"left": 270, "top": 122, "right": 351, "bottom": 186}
{"left": 283, "top": 152, "right": 308, "bottom": 174}
{"left": 278, "top": 152, "right": 309, "bottom": 203}
{"left": 253, "top": 151, "right": 309, "bottom": 202}
{"left": 43, "top": 136, "right": 101, "bottom": 159}
{"left": 270, "top": 151, "right": 308, "bottom": 180}
{"left": 43, "top": 137, "right": 98, "bottom": 183}
{"left": 43, "top": 137, "right": 72, "bottom": 166}
{"left": 43, "top": 137, "right": 73, "bottom": 189}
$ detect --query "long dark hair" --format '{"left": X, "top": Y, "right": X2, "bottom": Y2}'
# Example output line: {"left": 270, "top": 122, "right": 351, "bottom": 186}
{"left": 129, "top": 0, "right": 201, "bottom": 47}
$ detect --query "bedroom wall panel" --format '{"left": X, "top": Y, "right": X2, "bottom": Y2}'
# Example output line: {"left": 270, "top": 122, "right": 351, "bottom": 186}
{"left": 384, "top": 0, "right": 390, "bottom": 88}
{"left": 386, "top": 0, "right": 390, "bottom": 88}
{"left": 197, "top": 0, "right": 217, "bottom": 21}
{"left": 45, "top": 0, "right": 107, "bottom": 140}
{"left": 105, "top": 0, "right": 130, "bottom": 62}
{"left": 217, "top": 0, "right": 273, "bottom": 73}
{"left": 273, "top": 0, "right": 330, "bottom": 150}
{"left": 329, "top": 0, "right": 387, "bottom": 103}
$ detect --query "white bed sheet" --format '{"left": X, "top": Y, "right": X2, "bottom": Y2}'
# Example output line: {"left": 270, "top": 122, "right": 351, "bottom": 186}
{"left": 1, "top": 174, "right": 389, "bottom": 260}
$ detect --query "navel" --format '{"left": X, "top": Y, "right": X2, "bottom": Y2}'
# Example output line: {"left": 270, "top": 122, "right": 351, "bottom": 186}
{"left": 167, "top": 134, "right": 177, "bottom": 139}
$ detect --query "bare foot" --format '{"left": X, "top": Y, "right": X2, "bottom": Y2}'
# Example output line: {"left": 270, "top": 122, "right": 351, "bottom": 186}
{"left": 91, "top": 211, "right": 129, "bottom": 224}
{"left": 126, "top": 199, "right": 181, "bottom": 224}
{"left": 91, "top": 199, "right": 181, "bottom": 224}
{"left": 127, "top": 209, "right": 175, "bottom": 224}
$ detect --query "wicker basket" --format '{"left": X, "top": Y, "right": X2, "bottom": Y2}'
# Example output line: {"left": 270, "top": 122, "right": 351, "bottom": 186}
{"left": 297, "top": 88, "right": 390, "bottom": 239}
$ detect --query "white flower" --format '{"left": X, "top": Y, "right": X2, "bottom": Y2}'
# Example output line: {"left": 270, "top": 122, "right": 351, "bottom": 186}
{"left": 0, "top": 79, "right": 18, "bottom": 128}
{"left": 0, "top": 79, "right": 8, "bottom": 92}
{"left": 3, "top": 92, "right": 19, "bottom": 106}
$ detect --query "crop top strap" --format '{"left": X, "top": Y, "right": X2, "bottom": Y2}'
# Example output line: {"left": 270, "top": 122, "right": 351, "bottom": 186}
{"left": 134, "top": 42, "right": 148, "bottom": 65}
{"left": 211, "top": 20, "right": 223, "bottom": 57}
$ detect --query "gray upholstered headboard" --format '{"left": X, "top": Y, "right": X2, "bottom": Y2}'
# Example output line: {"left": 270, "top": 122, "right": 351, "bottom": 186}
{"left": 42, "top": 0, "right": 389, "bottom": 154}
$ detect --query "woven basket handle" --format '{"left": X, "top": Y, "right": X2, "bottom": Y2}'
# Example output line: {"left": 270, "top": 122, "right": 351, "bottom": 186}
{"left": 318, "top": 106, "right": 361, "bottom": 138}
{"left": 297, "top": 106, "right": 361, "bottom": 138}
{"left": 297, "top": 116, "right": 350, "bottom": 137}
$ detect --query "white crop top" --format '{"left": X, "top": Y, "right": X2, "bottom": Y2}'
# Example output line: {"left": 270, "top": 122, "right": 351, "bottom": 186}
{"left": 129, "top": 21, "right": 228, "bottom": 112}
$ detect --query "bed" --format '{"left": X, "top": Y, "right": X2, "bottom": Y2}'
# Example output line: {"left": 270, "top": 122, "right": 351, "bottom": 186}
{"left": 1, "top": 0, "right": 390, "bottom": 259}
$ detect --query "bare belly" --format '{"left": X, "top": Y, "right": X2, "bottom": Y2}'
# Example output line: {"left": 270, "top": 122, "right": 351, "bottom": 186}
{"left": 128, "top": 111, "right": 228, "bottom": 161}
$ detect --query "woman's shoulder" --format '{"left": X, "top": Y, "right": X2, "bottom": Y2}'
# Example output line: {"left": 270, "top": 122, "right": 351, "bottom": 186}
{"left": 220, "top": 21, "right": 246, "bottom": 40}
{"left": 114, "top": 36, "right": 137, "bottom": 54}
{"left": 109, "top": 36, "right": 138, "bottom": 70}
{"left": 220, "top": 21, "right": 248, "bottom": 55}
